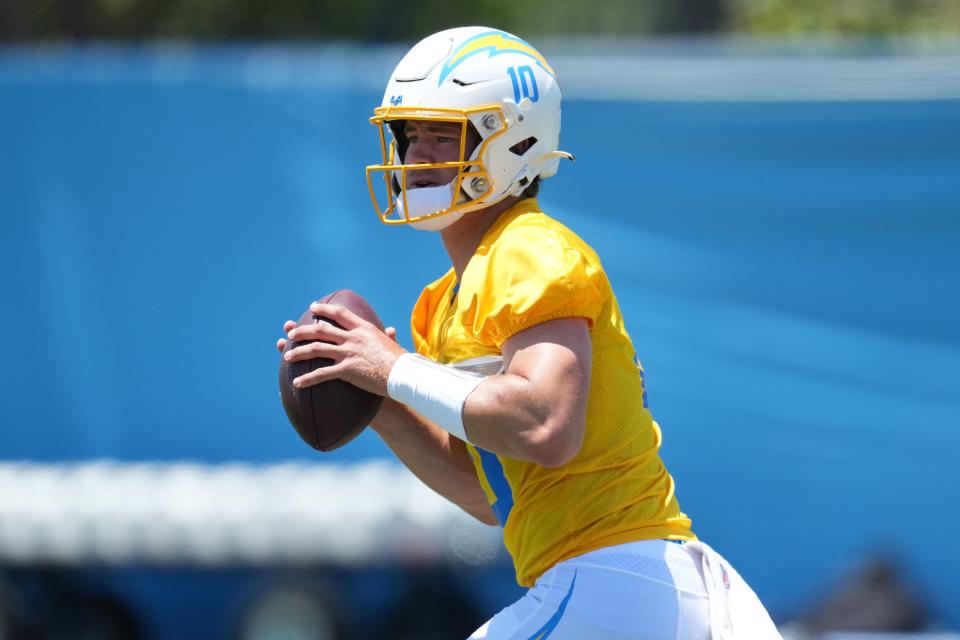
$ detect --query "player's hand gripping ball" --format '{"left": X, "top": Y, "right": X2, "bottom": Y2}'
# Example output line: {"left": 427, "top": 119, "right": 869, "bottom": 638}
{"left": 279, "top": 290, "right": 385, "bottom": 451}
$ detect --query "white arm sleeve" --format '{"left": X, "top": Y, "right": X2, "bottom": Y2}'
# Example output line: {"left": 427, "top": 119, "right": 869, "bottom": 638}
{"left": 386, "top": 353, "right": 486, "bottom": 442}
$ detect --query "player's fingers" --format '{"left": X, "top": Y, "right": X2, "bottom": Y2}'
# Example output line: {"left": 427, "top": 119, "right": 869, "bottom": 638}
{"left": 277, "top": 338, "right": 287, "bottom": 353}
{"left": 287, "top": 320, "right": 347, "bottom": 344}
{"left": 385, "top": 326, "right": 398, "bottom": 341}
{"left": 283, "top": 320, "right": 297, "bottom": 332}
{"left": 310, "top": 302, "right": 366, "bottom": 330}
{"left": 293, "top": 362, "right": 344, "bottom": 389}
{"left": 284, "top": 341, "right": 340, "bottom": 363}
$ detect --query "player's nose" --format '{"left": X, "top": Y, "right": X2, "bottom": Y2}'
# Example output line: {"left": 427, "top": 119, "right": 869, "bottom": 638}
{"left": 405, "top": 140, "right": 435, "bottom": 164}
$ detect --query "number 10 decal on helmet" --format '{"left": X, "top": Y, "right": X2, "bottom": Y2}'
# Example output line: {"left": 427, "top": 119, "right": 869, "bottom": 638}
{"left": 365, "top": 27, "right": 574, "bottom": 231}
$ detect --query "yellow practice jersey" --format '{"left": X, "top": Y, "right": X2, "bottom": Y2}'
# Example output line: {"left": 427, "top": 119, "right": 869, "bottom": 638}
{"left": 410, "top": 198, "right": 695, "bottom": 587}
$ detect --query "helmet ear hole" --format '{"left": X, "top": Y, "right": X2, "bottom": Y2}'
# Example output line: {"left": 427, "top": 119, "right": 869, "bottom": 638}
{"left": 509, "top": 137, "right": 537, "bottom": 156}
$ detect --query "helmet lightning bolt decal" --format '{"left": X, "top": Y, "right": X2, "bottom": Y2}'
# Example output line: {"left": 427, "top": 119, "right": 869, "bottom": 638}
{"left": 438, "top": 31, "right": 555, "bottom": 85}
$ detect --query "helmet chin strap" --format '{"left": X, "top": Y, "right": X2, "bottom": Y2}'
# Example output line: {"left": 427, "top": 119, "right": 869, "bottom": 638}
{"left": 396, "top": 180, "right": 466, "bottom": 231}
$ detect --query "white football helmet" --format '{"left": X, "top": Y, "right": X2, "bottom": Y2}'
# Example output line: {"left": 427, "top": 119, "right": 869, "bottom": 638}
{"left": 366, "top": 26, "right": 573, "bottom": 231}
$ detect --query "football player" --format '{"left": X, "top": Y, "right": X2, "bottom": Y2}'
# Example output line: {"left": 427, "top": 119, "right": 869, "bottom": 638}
{"left": 278, "top": 26, "right": 782, "bottom": 639}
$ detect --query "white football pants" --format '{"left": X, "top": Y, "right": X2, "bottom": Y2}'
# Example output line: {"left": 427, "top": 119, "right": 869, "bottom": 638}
{"left": 468, "top": 539, "right": 782, "bottom": 640}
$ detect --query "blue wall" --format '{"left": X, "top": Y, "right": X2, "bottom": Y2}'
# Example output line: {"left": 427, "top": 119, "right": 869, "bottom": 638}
{"left": 1, "top": 46, "right": 959, "bottom": 623}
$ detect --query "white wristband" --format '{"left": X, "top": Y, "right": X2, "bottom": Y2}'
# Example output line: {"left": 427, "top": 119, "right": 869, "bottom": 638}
{"left": 387, "top": 353, "right": 485, "bottom": 442}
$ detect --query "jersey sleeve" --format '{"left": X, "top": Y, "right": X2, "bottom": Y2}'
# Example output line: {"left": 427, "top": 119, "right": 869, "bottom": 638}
{"left": 461, "top": 221, "right": 606, "bottom": 348}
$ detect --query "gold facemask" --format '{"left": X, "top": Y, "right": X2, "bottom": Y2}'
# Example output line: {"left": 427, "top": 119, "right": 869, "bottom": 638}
{"left": 366, "top": 104, "right": 508, "bottom": 226}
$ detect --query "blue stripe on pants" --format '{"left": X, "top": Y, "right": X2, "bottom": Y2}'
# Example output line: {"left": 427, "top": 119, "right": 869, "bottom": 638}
{"left": 527, "top": 570, "right": 577, "bottom": 640}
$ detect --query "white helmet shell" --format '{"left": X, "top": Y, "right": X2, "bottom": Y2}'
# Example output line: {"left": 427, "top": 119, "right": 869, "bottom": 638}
{"left": 366, "top": 27, "right": 572, "bottom": 229}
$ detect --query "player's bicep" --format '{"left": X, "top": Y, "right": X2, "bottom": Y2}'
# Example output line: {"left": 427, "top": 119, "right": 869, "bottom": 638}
{"left": 502, "top": 317, "right": 591, "bottom": 380}
{"left": 501, "top": 317, "right": 592, "bottom": 423}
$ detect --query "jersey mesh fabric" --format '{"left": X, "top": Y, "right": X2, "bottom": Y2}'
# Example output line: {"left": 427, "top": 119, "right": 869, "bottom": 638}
{"left": 410, "top": 198, "right": 695, "bottom": 587}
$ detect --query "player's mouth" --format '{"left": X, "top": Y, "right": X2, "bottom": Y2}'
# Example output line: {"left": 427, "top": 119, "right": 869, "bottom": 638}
{"left": 409, "top": 177, "right": 442, "bottom": 189}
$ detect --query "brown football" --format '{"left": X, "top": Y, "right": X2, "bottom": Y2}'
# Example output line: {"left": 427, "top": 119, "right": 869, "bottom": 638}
{"left": 279, "top": 289, "right": 385, "bottom": 451}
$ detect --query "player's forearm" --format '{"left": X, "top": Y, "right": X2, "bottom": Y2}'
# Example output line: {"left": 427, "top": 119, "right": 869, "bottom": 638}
{"left": 371, "top": 399, "right": 497, "bottom": 525}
